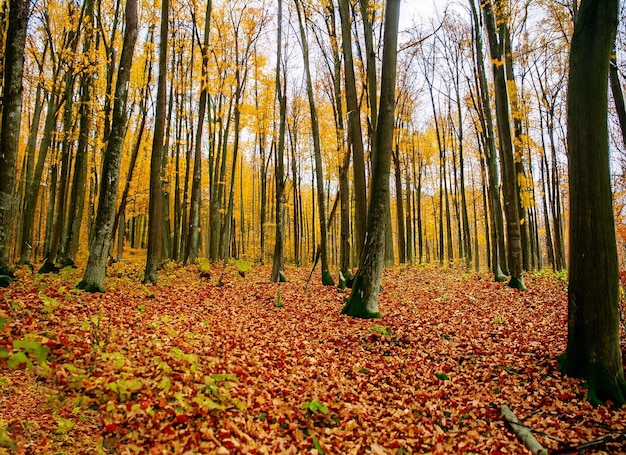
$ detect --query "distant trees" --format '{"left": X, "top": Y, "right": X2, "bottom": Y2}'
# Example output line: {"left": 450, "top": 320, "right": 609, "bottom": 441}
{"left": 1, "top": 0, "right": 626, "bottom": 320}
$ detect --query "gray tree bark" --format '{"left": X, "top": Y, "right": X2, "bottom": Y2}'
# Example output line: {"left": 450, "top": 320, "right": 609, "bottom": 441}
{"left": 342, "top": 0, "right": 400, "bottom": 318}
{"left": 77, "top": 0, "right": 138, "bottom": 292}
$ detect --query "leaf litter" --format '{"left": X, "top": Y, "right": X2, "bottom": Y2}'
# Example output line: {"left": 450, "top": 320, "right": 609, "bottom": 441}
{"left": 1, "top": 262, "right": 626, "bottom": 454}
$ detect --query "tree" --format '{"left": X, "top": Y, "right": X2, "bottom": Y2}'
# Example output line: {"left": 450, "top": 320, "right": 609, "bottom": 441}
{"left": 143, "top": 0, "right": 169, "bottom": 285}
{"left": 271, "top": 0, "right": 286, "bottom": 282}
{"left": 77, "top": 0, "right": 138, "bottom": 292}
{"left": 560, "top": 0, "right": 626, "bottom": 405}
{"left": 0, "top": 0, "right": 31, "bottom": 282}
{"left": 342, "top": 0, "right": 400, "bottom": 318}
{"left": 482, "top": 0, "right": 525, "bottom": 290}
{"left": 293, "top": 0, "right": 333, "bottom": 286}
{"left": 338, "top": 0, "right": 367, "bottom": 259}
{"left": 63, "top": 0, "right": 96, "bottom": 267}
{"left": 185, "top": 0, "right": 212, "bottom": 265}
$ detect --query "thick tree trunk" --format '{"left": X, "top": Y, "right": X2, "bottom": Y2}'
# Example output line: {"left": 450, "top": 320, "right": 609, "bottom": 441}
{"left": 561, "top": 0, "right": 625, "bottom": 405}
{"left": 342, "top": 0, "right": 400, "bottom": 318}
{"left": 77, "top": 0, "right": 138, "bottom": 292}
{"left": 0, "top": 0, "right": 31, "bottom": 278}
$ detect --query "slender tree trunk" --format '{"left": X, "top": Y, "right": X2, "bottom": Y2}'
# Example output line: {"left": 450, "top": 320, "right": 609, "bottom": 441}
{"left": 271, "top": 0, "right": 286, "bottom": 282}
{"left": 294, "top": 0, "right": 333, "bottom": 285}
{"left": 185, "top": 0, "right": 212, "bottom": 264}
{"left": 392, "top": 146, "right": 406, "bottom": 263}
{"left": 338, "top": 0, "right": 367, "bottom": 258}
{"left": 562, "top": 0, "right": 625, "bottom": 405}
{"left": 342, "top": 0, "right": 400, "bottom": 318}
{"left": 64, "top": 0, "right": 94, "bottom": 266}
{"left": 470, "top": 0, "right": 507, "bottom": 281}
{"left": 77, "top": 0, "right": 138, "bottom": 292}
{"left": 482, "top": 0, "right": 525, "bottom": 290}
{"left": 610, "top": 51, "right": 626, "bottom": 148}
{"left": 143, "top": 0, "right": 169, "bottom": 284}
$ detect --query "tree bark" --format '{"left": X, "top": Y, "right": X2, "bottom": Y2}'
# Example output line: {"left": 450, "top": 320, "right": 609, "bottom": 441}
{"left": 561, "top": 0, "right": 625, "bottom": 405}
{"left": 143, "top": 0, "right": 169, "bottom": 284}
{"left": 342, "top": 0, "right": 400, "bottom": 318}
{"left": 0, "top": 0, "right": 31, "bottom": 278}
{"left": 77, "top": 0, "right": 138, "bottom": 292}
{"left": 338, "top": 0, "right": 367, "bottom": 259}
{"left": 185, "top": 0, "right": 212, "bottom": 264}
{"left": 482, "top": 0, "right": 525, "bottom": 290}
{"left": 271, "top": 0, "right": 286, "bottom": 282}
{"left": 294, "top": 0, "right": 333, "bottom": 285}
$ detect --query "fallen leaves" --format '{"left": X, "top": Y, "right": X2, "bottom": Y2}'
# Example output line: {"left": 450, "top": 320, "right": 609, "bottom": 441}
{"left": 0, "top": 262, "right": 625, "bottom": 453}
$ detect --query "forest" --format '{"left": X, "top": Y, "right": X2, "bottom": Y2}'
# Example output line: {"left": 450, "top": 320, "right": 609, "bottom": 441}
{"left": 1, "top": 0, "right": 626, "bottom": 452}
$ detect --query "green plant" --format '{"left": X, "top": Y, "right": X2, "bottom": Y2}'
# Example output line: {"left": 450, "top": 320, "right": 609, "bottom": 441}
{"left": 300, "top": 399, "right": 329, "bottom": 415}
{"left": 0, "top": 334, "right": 51, "bottom": 373}
{"left": 370, "top": 325, "right": 391, "bottom": 336}
{"left": 235, "top": 259, "right": 252, "bottom": 277}
{"left": 0, "top": 422, "right": 16, "bottom": 451}
{"left": 276, "top": 285, "right": 284, "bottom": 308}
{"left": 39, "top": 293, "right": 61, "bottom": 314}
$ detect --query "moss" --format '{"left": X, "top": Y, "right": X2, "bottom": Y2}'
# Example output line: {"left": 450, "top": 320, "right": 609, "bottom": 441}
{"left": 0, "top": 264, "right": 15, "bottom": 278}
{"left": 508, "top": 275, "right": 526, "bottom": 291}
{"left": 321, "top": 270, "right": 334, "bottom": 286}
{"left": 341, "top": 275, "right": 381, "bottom": 319}
{"left": 61, "top": 258, "right": 77, "bottom": 268}
{"left": 38, "top": 261, "right": 61, "bottom": 274}
{"left": 559, "top": 352, "right": 626, "bottom": 406}
{"left": 0, "top": 275, "right": 13, "bottom": 288}
{"left": 338, "top": 271, "right": 347, "bottom": 290}
{"left": 494, "top": 272, "right": 508, "bottom": 283}
{"left": 76, "top": 280, "right": 105, "bottom": 293}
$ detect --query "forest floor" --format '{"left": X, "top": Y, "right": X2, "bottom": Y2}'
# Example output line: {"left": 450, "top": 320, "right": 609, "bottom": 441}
{"left": 1, "top": 257, "right": 626, "bottom": 454}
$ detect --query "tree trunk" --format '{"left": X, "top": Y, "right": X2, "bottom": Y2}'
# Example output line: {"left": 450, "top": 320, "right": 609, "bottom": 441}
{"left": 185, "top": 0, "right": 212, "bottom": 264}
{"left": 610, "top": 51, "right": 626, "bottom": 148}
{"left": 561, "top": 0, "right": 625, "bottom": 405}
{"left": 482, "top": 0, "right": 525, "bottom": 290}
{"left": 342, "top": 0, "right": 400, "bottom": 318}
{"left": 143, "top": 0, "right": 169, "bottom": 284}
{"left": 338, "top": 0, "right": 367, "bottom": 259}
{"left": 64, "top": 0, "right": 94, "bottom": 266}
{"left": 77, "top": 0, "right": 138, "bottom": 292}
{"left": 392, "top": 146, "right": 406, "bottom": 264}
{"left": 0, "top": 0, "right": 31, "bottom": 278}
{"left": 294, "top": 0, "right": 333, "bottom": 285}
{"left": 271, "top": 0, "right": 286, "bottom": 282}
{"left": 470, "top": 0, "right": 507, "bottom": 281}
